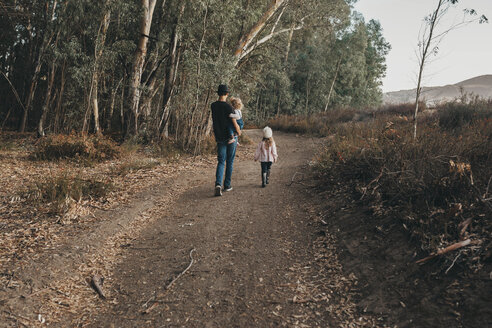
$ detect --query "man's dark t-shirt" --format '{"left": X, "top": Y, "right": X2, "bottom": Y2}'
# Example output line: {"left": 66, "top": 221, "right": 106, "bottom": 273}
{"left": 211, "top": 101, "right": 234, "bottom": 142}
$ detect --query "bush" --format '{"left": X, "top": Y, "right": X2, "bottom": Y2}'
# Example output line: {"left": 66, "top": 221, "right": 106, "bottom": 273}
{"left": 315, "top": 116, "right": 492, "bottom": 271}
{"left": 115, "top": 159, "right": 161, "bottom": 176}
{"left": 33, "top": 134, "right": 121, "bottom": 161}
{"left": 24, "top": 174, "right": 113, "bottom": 213}
{"left": 439, "top": 100, "right": 492, "bottom": 131}
{"left": 0, "top": 139, "right": 16, "bottom": 151}
{"left": 153, "top": 137, "right": 184, "bottom": 159}
{"left": 200, "top": 135, "right": 217, "bottom": 155}
{"left": 238, "top": 133, "right": 252, "bottom": 145}
{"left": 269, "top": 110, "right": 360, "bottom": 136}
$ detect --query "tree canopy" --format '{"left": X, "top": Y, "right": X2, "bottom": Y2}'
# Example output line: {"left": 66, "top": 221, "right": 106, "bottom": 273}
{"left": 0, "top": 0, "right": 390, "bottom": 149}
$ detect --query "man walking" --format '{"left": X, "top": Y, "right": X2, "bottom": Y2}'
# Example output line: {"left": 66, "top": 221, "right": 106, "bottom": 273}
{"left": 211, "top": 84, "right": 240, "bottom": 196}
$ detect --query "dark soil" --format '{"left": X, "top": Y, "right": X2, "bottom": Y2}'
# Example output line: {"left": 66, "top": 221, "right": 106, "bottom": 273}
{"left": 319, "top": 189, "right": 492, "bottom": 328}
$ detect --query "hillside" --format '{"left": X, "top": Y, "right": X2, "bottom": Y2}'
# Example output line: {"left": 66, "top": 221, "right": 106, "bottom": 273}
{"left": 384, "top": 74, "right": 492, "bottom": 105}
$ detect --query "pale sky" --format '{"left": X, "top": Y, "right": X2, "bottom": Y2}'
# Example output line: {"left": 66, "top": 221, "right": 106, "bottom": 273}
{"left": 353, "top": 0, "right": 492, "bottom": 92}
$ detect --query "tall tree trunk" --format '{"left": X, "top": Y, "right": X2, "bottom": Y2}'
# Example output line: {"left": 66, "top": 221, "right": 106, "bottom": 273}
{"left": 20, "top": 0, "right": 58, "bottom": 133}
{"left": 159, "top": 2, "right": 185, "bottom": 139}
{"left": 37, "top": 59, "right": 56, "bottom": 137}
{"left": 53, "top": 61, "right": 66, "bottom": 134}
{"left": 20, "top": 55, "right": 42, "bottom": 133}
{"left": 187, "top": 5, "right": 208, "bottom": 148}
{"left": 128, "top": 0, "right": 158, "bottom": 136}
{"left": 234, "top": 0, "right": 287, "bottom": 62}
{"left": 305, "top": 77, "right": 310, "bottom": 114}
{"left": 83, "top": 4, "right": 111, "bottom": 135}
{"left": 324, "top": 58, "right": 341, "bottom": 112}
{"left": 107, "top": 77, "right": 123, "bottom": 131}
{"left": 276, "top": 89, "right": 281, "bottom": 117}
{"left": 284, "top": 23, "right": 295, "bottom": 64}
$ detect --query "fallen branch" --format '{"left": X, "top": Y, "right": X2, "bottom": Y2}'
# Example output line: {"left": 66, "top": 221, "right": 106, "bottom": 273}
{"left": 90, "top": 274, "right": 106, "bottom": 299}
{"left": 287, "top": 172, "right": 303, "bottom": 186}
{"left": 360, "top": 169, "right": 384, "bottom": 200}
{"left": 3, "top": 310, "right": 33, "bottom": 324}
{"left": 458, "top": 218, "right": 472, "bottom": 239}
{"left": 445, "top": 251, "right": 461, "bottom": 274}
{"left": 484, "top": 175, "right": 492, "bottom": 198}
{"left": 416, "top": 239, "right": 471, "bottom": 264}
{"left": 286, "top": 171, "right": 316, "bottom": 187}
{"left": 142, "top": 248, "right": 196, "bottom": 314}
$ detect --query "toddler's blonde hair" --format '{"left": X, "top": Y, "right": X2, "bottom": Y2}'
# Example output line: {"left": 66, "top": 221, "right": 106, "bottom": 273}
{"left": 230, "top": 96, "right": 244, "bottom": 111}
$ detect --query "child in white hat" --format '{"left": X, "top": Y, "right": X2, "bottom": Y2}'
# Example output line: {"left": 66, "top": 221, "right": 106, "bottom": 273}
{"left": 254, "top": 126, "right": 278, "bottom": 187}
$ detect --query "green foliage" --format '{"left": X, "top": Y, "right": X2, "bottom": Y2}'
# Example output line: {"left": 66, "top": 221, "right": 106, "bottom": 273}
{"left": 1, "top": 0, "right": 390, "bottom": 152}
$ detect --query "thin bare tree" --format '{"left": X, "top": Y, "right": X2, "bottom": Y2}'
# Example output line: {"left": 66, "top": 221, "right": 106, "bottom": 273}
{"left": 413, "top": 0, "right": 487, "bottom": 139}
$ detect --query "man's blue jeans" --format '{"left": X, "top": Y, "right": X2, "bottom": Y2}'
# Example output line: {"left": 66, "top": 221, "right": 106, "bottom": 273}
{"left": 215, "top": 139, "right": 237, "bottom": 188}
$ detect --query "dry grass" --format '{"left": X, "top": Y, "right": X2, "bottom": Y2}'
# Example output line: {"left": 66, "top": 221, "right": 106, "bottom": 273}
{"left": 277, "top": 101, "right": 492, "bottom": 271}
{"left": 33, "top": 134, "right": 121, "bottom": 162}
{"left": 22, "top": 174, "right": 113, "bottom": 214}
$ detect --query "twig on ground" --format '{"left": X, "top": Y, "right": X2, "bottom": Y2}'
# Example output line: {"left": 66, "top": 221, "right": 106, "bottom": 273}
{"left": 484, "top": 175, "right": 492, "bottom": 198}
{"left": 20, "top": 287, "right": 49, "bottom": 299}
{"left": 3, "top": 310, "right": 33, "bottom": 324}
{"left": 466, "top": 173, "right": 492, "bottom": 212}
{"left": 445, "top": 251, "right": 461, "bottom": 274}
{"left": 142, "top": 248, "right": 196, "bottom": 314}
{"left": 286, "top": 171, "right": 316, "bottom": 187}
{"left": 166, "top": 248, "right": 196, "bottom": 290}
{"left": 91, "top": 274, "right": 106, "bottom": 299}
{"left": 360, "top": 169, "right": 384, "bottom": 200}
{"left": 458, "top": 218, "right": 472, "bottom": 239}
{"left": 142, "top": 292, "right": 155, "bottom": 309}
{"left": 287, "top": 172, "right": 302, "bottom": 186}
{"left": 5, "top": 272, "right": 13, "bottom": 288}
{"left": 416, "top": 239, "right": 471, "bottom": 264}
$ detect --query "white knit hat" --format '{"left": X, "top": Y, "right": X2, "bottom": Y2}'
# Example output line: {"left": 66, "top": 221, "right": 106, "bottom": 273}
{"left": 263, "top": 126, "right": 273, "bottom": 139}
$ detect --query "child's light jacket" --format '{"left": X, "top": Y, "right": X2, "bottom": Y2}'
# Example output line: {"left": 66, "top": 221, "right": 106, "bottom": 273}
{"left": 254, "top": 140, "right": 278, "bottom": 163}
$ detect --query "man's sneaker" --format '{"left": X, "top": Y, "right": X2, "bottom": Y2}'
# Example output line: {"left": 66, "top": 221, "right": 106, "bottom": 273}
{"left": 224, "top": 186, "right": 233, "bottom": 192}
{"left": 215, "top": 185, "right": 222, "bottom": 196}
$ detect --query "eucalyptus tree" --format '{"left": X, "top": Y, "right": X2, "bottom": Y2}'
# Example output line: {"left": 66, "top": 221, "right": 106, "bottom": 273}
{"left": 0, "top": 0, "right": 391, "bottom": 151}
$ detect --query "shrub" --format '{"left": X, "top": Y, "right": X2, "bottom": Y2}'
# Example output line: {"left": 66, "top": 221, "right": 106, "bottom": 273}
{"left": 154, "top": 137, "right": 184, "bottom": 159}
{"left": 315, "top": 117, "right": 492, "bottom": 271}
{"left": 24, "top": 174, "right": 113, "bottom": 214}
{"left": 33, "top": 134, "right": 121, "bottom": 161}
{"left": 200, "top": 135, "right": 217, "bottom": 155}
{"left": 439, "top": 100, "right": 492, "bottom": 131}
{"left": 238, "top": 133, "right": 252, "bottom": 145}
{"left": 0, "top": 139, "right": 16, "bottom": 151}
{"left": 115, "top": 159, "right": 161, "bottom": 176}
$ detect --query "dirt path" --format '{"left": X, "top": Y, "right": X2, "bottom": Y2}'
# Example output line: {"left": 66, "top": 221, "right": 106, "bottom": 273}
{"left": 80, "top": 130, "right": 376, "bottom": 327}
{"left": 1, "top": 130, "right": 379, "bottom": 327}
{"left": 2, "top": 130, "right": 488, "bottom": 327}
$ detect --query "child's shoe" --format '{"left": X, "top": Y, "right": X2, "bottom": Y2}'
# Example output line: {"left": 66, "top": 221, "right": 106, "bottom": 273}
{"left": 266, "top": 169, "right": 270, "bottom": 184}
{"left": 262, "top": 173, "right": 267, "bottom": 188}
